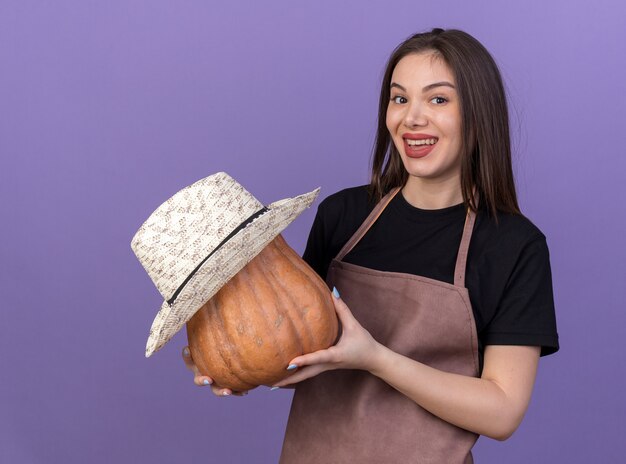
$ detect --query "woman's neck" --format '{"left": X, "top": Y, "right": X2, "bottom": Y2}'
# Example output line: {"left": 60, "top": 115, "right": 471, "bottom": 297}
{"left": 401, "top": 175, "right": 463, "bottom": 210}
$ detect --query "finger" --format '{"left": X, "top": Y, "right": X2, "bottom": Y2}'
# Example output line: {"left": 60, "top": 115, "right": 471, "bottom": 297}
{"left": 289, "top": 347, "right": 337, "bottom": 368}
{"left": 331, "top": 287, "right": 355, "bottom": 323}
{"left": 273, "top": 364, "right": 333, "bottom": 387}
{"left": 193, "top": 375, "right": 214, "bottom": 387}
{"left": 182, "top": 346, "right": 199, "bottom": 374}
{"left": 211, "top": 385, "right": 232, "bottom": 397}
{"left": 210, "top": 386, "right": 249, "bottom": 397}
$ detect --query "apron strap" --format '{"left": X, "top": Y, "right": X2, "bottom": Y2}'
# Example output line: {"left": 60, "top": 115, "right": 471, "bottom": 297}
{"left": 335, "top": 186, "right": 478, "bottom": 288}
{"left": 335, "top": 187, "right": 401, "bottom": 261}
{"left": 453, "top": 194, "right": 479, "bottom": 288}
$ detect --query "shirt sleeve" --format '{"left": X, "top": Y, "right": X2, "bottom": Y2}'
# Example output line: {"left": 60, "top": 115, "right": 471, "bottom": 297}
{"left": 481, "top": 235, "right": 560, "bottom": 356}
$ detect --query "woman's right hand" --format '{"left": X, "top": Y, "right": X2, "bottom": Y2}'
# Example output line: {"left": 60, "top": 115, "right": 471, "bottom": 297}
{"left": 182, "top": 346, "right": 249, "bottom": 397}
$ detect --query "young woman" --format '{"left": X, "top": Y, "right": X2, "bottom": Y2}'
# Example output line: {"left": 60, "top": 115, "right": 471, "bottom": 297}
{"left": 183, "top": 28, "right": 559, "bottom": 463}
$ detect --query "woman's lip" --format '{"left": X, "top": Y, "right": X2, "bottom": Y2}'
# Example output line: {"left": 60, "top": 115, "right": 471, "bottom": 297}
{"left": 403, "top": 133, "right": 438, "bottom": 140}
{"left": 403, "top": 138, "right": 436, "bottom": 158}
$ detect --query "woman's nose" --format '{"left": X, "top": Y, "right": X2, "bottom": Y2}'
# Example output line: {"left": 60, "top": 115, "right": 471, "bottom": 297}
{"left": 403, "top": 102, "right": 428, "bottom": 128}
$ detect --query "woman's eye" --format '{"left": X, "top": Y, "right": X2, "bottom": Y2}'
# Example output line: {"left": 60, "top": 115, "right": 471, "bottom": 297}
{"left": 431, "top": 96, "right": 448, "bottom": 104}
{"left": 390, "top": 95, "right": 407, "bottom": 104}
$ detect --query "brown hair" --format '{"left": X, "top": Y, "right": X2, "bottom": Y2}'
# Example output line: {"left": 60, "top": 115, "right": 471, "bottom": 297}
{"left": 369, "top": 27, "right": 520, "bottom": 218}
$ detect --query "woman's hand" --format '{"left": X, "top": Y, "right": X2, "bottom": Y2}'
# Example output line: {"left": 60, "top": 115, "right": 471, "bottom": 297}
{"left": 182, "top": 346, "right": 249, "bottom": 397}
{"left": 271, "top": 287, "right": 382, "bottom": 388}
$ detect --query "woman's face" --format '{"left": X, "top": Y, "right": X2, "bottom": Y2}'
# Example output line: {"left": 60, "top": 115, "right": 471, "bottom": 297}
{"left": 386, "top": 52, "right": 463, "bottom": 184}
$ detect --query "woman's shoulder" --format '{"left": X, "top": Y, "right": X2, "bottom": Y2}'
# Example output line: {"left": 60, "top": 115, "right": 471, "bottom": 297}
{"left": 309, "top": 184, "right": 376, "bottom": 250}
{"left": 319, "top": 184, "right": 372, "bottom": 210}
{"left": 317, "top": 184, "right": 374, "bottom": 223}
{"left": 474, "top": 205, "right": 550, "bottom": 259}
{"left": 303, "top": 184, "right": 374, "bottom": 279}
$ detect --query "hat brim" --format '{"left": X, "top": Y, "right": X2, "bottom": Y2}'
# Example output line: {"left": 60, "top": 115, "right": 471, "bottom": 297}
{"left": 145, "top": 187, "right": 320, "bottom": 357}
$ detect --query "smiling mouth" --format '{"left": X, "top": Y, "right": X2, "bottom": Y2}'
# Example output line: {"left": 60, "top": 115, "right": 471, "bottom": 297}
{"left": 404, "top": 137, "right": 438, "bottom": 146}
{"left": 403, "top": 137, "right": 437, "bottom": 158}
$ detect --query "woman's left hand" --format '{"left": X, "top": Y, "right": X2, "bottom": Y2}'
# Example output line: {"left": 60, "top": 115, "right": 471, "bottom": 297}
{"left": 271, "top": 287, "right": 382, "bottom": 388}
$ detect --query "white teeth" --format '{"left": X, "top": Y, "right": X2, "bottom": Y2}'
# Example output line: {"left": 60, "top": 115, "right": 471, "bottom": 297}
{"left": 406, "top": 138, "right": 437, "bottom": 146}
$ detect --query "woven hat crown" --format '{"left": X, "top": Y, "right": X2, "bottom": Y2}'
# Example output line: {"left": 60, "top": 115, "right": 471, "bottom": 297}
{"left": 130, "top": 172, "right": 264, "bottom": 301}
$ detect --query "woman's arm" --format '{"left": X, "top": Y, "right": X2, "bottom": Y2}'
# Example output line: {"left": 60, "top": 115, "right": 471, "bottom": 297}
{"left": 272, "top": 289, "right": 541, "bottom": 441}
{"left": 369, "top": 343, "right": 540, "bottom": 441}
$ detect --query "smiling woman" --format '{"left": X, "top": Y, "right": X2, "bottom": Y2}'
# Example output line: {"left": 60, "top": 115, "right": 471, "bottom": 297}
{"left": 371, "top": 28, "right": 519, "bottom": 220}
{"left": 386, "top": 53, "right": 464, "bottom": 203}
{"left": 183, "top": 27, "right": 559, "bottom": 464}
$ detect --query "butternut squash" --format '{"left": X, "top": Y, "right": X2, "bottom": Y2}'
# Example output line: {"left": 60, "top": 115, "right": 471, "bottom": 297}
{"left": 186, "top": 234, "right": 338, "bottom": 391}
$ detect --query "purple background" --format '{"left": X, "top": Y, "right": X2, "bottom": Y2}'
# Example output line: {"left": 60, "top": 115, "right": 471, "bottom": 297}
{"left": 1, "top": 1, "right": 624, "bottom": 462}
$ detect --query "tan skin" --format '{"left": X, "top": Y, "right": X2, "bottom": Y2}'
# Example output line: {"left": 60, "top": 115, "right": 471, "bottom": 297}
{"left": 183, "top": 52, "right": 542, "bottom": 441}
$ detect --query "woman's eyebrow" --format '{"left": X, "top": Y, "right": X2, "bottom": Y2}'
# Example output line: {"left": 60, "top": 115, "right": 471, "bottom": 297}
{"left": 390, "top": 81, "right": 456, "bottom": 92}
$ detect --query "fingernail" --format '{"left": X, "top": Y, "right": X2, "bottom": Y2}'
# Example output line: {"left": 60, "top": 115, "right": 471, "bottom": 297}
{"left": 270, "top": 386, "right": 280, "bottom": 391}
{"left": 222, "top": 391, "right": 231, "bottom": 396}
{"left": 183, "top": 347, "right": 190, "bottom": 357}
{"left": 202, "top": 379, "right": 210, "bottom": 386}
{"left": 287, "top": 364, "right": 298, "bottom": 370}
{"left": 332, "top": 287, "right": 340, "bottom": 299}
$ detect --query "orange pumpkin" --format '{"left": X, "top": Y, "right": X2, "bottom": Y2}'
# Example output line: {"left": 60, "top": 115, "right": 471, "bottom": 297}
{"left": 186, "top": 234, "right": 338, "bottom": 391}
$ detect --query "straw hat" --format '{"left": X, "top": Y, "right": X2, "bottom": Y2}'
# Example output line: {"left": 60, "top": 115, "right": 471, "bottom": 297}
{"left": 131, "top": 172, "right": 320, "bottom": 357}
